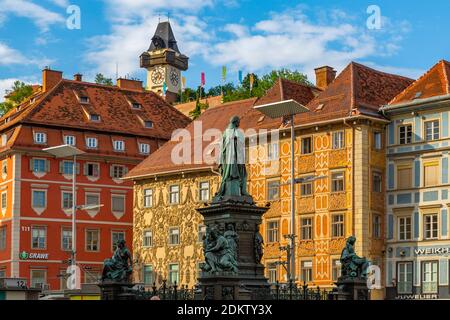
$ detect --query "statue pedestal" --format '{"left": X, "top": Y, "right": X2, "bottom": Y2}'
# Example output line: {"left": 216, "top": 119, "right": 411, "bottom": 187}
{"left": 196, "top": 200, "right": 271, "bottom": 300}
{"left": 98, "top": 281, "right": 135, "bottom": 300}
{"left": 335, "top": 277, "right": 369, "bottom": 300}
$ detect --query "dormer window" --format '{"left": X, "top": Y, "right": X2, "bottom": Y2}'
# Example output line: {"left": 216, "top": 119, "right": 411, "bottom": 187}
{"left": 90, "top": 114, "right": 100, "bottom": 121}
{"left": 144, "top": 121, "right": 153, "bottom": 128}
{"left": 132, "top": 103, "right": 142, "bottom": 109}
{"left": 139, "top": 143, "right": 150, "bottom": 154}
{"left": 79, "top": 96, "right": 89, "bottom": 104}
{"left": 113, "top": 140, "right": 125, "bottom": 152}
{"left": 34, "top": 132, "right": 47, "bottom": 144}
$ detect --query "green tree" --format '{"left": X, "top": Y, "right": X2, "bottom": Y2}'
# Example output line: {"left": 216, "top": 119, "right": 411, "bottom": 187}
{"left": 0, "top": 81, "right": 33, "bottom": 116}
{"left": 94, "top": 73, "right": 113, "bottom": 86}
{"left": 207, "top": 82, "right": 236, "bottom": 97}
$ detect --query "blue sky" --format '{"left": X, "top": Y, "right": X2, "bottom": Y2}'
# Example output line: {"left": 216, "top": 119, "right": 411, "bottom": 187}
{"left": 0, "top": 0, "right": 449, "bottom": 101}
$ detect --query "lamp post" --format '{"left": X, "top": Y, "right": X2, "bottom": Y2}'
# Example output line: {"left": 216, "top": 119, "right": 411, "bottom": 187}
{"left": 254, "top": 99, "right": 309, "bottom": 283}
{"left": 43, "top": 145, "right": 85, "bottom": 268}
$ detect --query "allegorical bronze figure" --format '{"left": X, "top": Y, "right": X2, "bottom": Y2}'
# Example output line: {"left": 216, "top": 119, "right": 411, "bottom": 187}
{"left": 339, "top": 236, "right": 369, "bottom": 279}
{"left": 101, "top": 239, "right": 133, "bottom": 282}
{"left": 201, "top": 227, "right": 238, "bottom": 274}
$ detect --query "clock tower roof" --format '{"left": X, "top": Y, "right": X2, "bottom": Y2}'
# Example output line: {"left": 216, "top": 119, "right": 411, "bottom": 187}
{"left": 149, "top": 21, "right": 180, "bottom": 53}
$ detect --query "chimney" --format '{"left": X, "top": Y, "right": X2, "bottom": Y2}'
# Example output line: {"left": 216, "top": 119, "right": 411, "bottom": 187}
{"left": 74, "top": 73, "right": 83, "bottom": 82}
{"left": 314, "top": 66, "right": 336, "bottom": 90}
{"left": 117, "top": 78, "right": 143, "bottom": 92}
{"left": 42, "top": 67, "right": 63, "bottom": 92}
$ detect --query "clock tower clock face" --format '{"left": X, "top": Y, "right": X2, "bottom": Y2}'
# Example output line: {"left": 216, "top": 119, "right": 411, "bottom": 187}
{"left": 151, "top": 67, "right": 165, "bottom": 85}
{"left": 169, "top": 69, "right": 180, "bottom": 87}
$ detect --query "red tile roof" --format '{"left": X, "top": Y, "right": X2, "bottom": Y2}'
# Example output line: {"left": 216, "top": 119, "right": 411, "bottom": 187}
{"left": 389, "top": 60, "right": 450, "bottom": 105}
{"left": 126, "top": 62, "right": 414, "bottom": 179}
{"left": 175, "top": 95, "right": 224, "bottom": 117}
{"left": 0, "top": 79, "right": 191, "bottom": 141}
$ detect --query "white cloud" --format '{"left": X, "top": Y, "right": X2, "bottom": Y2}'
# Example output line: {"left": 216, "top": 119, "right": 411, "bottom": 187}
{"left": 223, "top": 24, "right": 249, "bottom": 38}
{"left": 0, "top": 0, "right": 64, "bottom": 31}
{"left": 0, "top": 42, "right": 54, "bottom": 69}
{"left": 46, "top": 0, "right": 69, "bottom": 7}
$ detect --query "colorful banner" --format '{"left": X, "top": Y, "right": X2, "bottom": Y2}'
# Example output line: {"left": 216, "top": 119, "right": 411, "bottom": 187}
{"left": 249, "top": 73, "right": 254, "bottom": 91}
{"left": 201, "top": 72, "right": 206, "bottom": 87}
{"left": 238, "top": 70, "right": 243, "bottom": 84}
{"left": 222, "top": 66, "right": 227, "bottom": 82}
{"left": 181, "top": 76, "right": 186, "bottom": 92}
{"left": 163, "top": 81, "right": 167, "bottom": 95}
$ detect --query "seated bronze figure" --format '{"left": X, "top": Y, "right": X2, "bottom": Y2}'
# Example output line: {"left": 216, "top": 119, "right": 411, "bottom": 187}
{"left": 339, "top": 236, "right": 369, "bottom": 279}
{"left": 101, "top": 239, "right": 133, "bottom": 282}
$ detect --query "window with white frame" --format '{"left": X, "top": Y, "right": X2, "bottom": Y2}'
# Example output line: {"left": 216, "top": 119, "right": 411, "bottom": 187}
{"left": 64, "top": 135, "right": 75, "bottom": 146}
{"left": 30, "top": 269, "right": 46, "bottom": 288}
{"left": 397, "top": 262, "right": 413, "bottom": 294}
{"left": 86, "top": 229, "right": 100, "bottom": 251}
{"left": 301, "top": 137, "right": 312, "bottom": 154}
{"left": 422, "top": 261, "right": 438, "bottom": 294}
{"left": 34, "top": 132, "right": 47, "bottom": 144}
{"left": 372, "top": 214, "right": 381, "bottom": 238}
{"left": 267, "top": 263, "right": 278, "bottom": 284}
{"left": 86, "top": 194, "right": 100, "bottom": 207}
{"left": 61, "top": 227, "right": 72, "bottom": 251}
{"left": 144, "top": 121, "right": 154, "bottom": 128}
{"left": 169, "top": 227, "right": 180, "bottom": 245}
{"left": 0, "top": 226, "right": 6, "bottom": 250}
{"left": 266, "top": 221, "right": 279, "bottom": 243}
{"left": 301, "top": 260, "right": 313, "bottom": 282}
{"left": 143, "top": 230, "right": 152, "bottom": 247}
{"left": 113, "top": 140, "right": 125, "bottom": 152}
{"left": 84, "top": 163, "right": 99, "bottom": 177}
{"left": 111, "top": 195, "right": 125, "bottom": 213}
{"left": 331, "top": 172, "right": 345, "bottom": 192}
{"left": 300, "top": 177, "right": 313, "bottom": 196}
{"left": 168, "top": 264, "right": 179, "bottom": 284}
{"left": 398, "top": 124, "right": 412, "bottom": 144}
{"left": 300, "top": 217, "right": 313, "bottom": 240}
{"left": 31, "top": 226, "right": 46, "bottom": 249}
{"left": 332, "top": 259, "right": 341, "bottom": 281}
{"left": 267, "top": 180, "right": 280, "bottom": 200}
{"left": 61, "top": 160, "right": 75, "bottom": 175}
{"left": 423, "top": 214, "right": 438, "bottom": 240}
{"left": 399, "top": 216, "right": 412, "bottom": 241}
{"left": 332, "top": 214, "right": 344, "bottom": 238}
{"left": 332, "top": 131, "right": 345, "bottom": 149}
{"left": 90, "top": 114, "right": 100, "bottom": 121}
{"left": 112, "top": 231, "right": 125, "bottom": 251}
{"left": 61, "top": 192, "right": 73, "bottom": 210}
{"left": 373, "top": 131, "right": 382, "bottom": 150}
{"left": 32, "top": 190, "right": 46, "bottom": 208}
{"left": 425, "top": 120, "right": 440, "bottom": 141}
{"left": 267, "top": 141, "right": 279, "bottom": 160}
{"left": 111, "top": 165, "right": 127, "bottom": 179}
{"left": 139, "top": 143, "right": 150, "bottom": 154}
{"left": 86, "top": 137, "right": 98, "bottom": 149}
{"left": 199, "top": 182, "right": 210, "bottom": 202}
{"left": 143, "top": 189, "right": 153, "bottom": 208}
{"left": 169, "top": 185, "right": 180, "bottom": 204}
{"left": 32, "top": 158, "right": 47, "bottom": 173}
{"left": 143, "top": 265, "right": 153, "bottom": 285}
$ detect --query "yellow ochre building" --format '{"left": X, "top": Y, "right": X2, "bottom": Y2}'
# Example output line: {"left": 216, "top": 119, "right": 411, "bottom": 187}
{"left": 125, "top": 63, "right": 413, "bottom": 299}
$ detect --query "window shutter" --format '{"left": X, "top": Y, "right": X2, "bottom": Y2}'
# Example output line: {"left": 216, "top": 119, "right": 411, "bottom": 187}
{"left": 59, "top": 161, "right": 63, "bottom": 174}
{"left": 109, "top": 165, "right": 114, "bottom": 178}
{"left": 83, "top": 163, "right": 88, "bottom": 176}
{"left": 94, "top": 164, "right": 99, "bottom": 177}
{"left": 123, "top": 166, "right": 128, "bottom": 175}
{"left": 29, "top": 158, "right": 34, "bottom": 171}
{"left": 76, "top": 163, "right": 80, "bottom": 175}
{"left": 45, "top": 160, "right": 51, "bottom": 172}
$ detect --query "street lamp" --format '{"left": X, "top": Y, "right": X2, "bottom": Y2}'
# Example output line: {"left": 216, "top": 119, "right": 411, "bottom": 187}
{"left": 43, "top": 144, "right": 98, "bottom": 269}
{"left": 255, "top": 99, "right": 309, "bottom": 283}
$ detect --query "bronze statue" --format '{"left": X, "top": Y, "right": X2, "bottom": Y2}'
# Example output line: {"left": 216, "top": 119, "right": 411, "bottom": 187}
{"left": 201, "top": 226, "right": 238, "bottom": 274}
{"left": 224, "top": 224, "right": 238, "bottom": 260}
{"left": 339, "top": 236, "right": 369, "bottom": 279}
{"left": 254, "top": 230, "right": 264, "bottom": 264}
{"left": 214, "top": 116, "right": 250, "bottom": 201}
{"left": 101, "top": 239, "right": 133, "bottom": 282}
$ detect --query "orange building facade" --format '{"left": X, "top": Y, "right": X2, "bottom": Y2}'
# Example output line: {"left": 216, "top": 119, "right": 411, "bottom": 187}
{"left": 0, "top": 69, "right": 190, "bottom": 290}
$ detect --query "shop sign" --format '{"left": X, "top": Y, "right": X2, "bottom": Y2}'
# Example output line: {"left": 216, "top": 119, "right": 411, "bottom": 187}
{"left": 19, "top": 251, "right": 49, "bottom": 260}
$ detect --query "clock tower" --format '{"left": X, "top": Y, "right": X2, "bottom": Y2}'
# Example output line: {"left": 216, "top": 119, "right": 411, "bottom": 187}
{"left": 140, "top": 21, "right": 189, "bottom": 104}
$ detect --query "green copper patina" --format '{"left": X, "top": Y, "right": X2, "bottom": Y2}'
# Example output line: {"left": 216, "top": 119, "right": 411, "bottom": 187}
{"left": 339, "top": 236, "right": 370, "bottom": 279}
{"left": 101, "top": 239, "right": 133, "bottom": 282}
{"left": 201, "top": 226, "right": 238, "bottom": 274}
{"left": 213, "top": 116, "right": 252, "bottom": 203}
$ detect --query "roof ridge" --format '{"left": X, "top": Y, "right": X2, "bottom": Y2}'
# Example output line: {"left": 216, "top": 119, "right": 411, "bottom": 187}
{"left": 442, "top": 60, "right": 450, "bottom": 94}
{"left": 350, "top": 61, "right": 414, "bottom": 82}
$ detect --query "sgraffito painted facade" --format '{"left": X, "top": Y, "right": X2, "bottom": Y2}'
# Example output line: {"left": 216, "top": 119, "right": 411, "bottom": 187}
{"left": 382, "top": 60, "right": 450, "bottom": 299}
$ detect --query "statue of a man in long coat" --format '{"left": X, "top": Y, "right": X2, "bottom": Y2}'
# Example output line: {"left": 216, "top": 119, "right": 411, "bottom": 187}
{"left": 215, "top": 116, "right": 250, "bottom": 199}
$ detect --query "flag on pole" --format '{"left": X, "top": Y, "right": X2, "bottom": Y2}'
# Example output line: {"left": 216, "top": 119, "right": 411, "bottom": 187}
{"left": 222, "top": 66, "right": 227, "bottom": 82}
{"left": 201, "top": 72, "right": 206, "bottom": 87}
{"left": 163, "top": 81, "right": 167, "bottom": 96}
{"left": 181, "top": 76, "right": 186, "bottom": 92}
{"left": 249, "top": 73, "right": 254, "bottom": 91}
{"left": 238, "top": 70, "right": 243, "bottom": 84}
